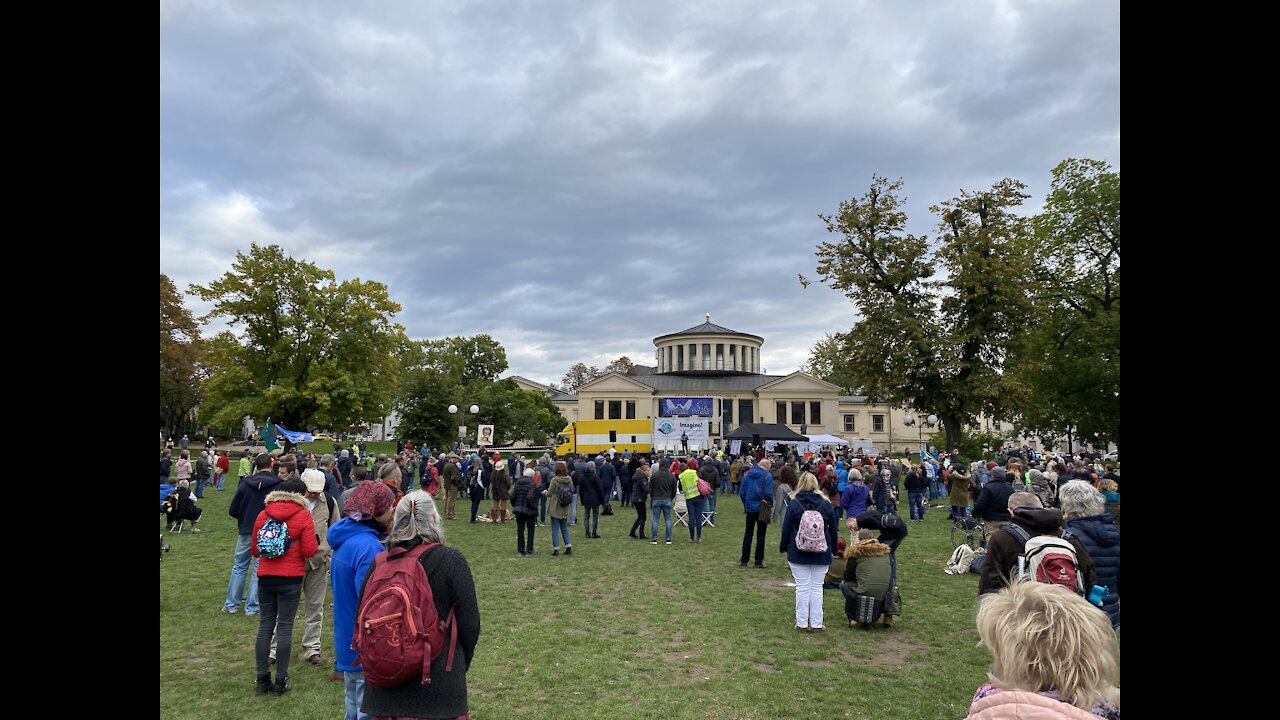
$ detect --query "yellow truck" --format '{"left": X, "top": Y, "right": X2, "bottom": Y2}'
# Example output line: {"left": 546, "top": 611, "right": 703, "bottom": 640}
{"left": 555, "top": 420, "right": 653, "bottom": 456}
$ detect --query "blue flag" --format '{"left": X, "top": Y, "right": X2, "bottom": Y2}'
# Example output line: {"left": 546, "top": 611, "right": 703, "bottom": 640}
{"left": 275, "top": 425, "right": 315, "bottom": 444}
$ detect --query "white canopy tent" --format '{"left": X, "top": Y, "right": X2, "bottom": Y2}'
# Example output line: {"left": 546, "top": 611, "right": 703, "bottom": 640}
{"left": 804, "top": 433, "right": 850, "bottom": 446}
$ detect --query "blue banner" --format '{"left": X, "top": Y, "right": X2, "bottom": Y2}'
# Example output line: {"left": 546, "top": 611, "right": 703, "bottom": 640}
{"left": 275, "top": 424, "right": 315, "bottom": 444}
{"left": 659, "top": 397, "right": 715, "bottom": 417}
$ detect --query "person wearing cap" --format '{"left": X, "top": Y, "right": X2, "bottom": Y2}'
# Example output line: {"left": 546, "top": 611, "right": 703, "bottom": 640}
{"left": 328, "top": 480, "right": 396, "bottom": 720}
{"left": 269, "top": 469, "right": 341, "bottom": 669}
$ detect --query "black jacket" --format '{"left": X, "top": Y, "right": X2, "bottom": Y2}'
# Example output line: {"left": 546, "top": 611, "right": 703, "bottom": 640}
{"left": 228, "top": 471, "right": 283, "bottom": 535}
{"left": 361, "top": 543, "right": 480, "bottom": 718}
{"left": 978, "top": 507, "right": 1098, "bottom": 597}
{"left": 854, "top": 510, "right": 907, "bottom": 553}
{"left": 510, "top": 476, "right": 539, "bottom": 515}
{"left": 903, "top": 470, "right": 927, "bottom": 494}
{"left": 973, "top": 479, "right": 1015, "bottom": 522}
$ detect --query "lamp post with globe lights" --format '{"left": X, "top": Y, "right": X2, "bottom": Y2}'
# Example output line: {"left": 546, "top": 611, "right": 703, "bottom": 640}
{"left": 448, "top": 404, "right": 481, "bottom": 453}
{"left": 902, "top": 413, "right": 938, "bottom": 456}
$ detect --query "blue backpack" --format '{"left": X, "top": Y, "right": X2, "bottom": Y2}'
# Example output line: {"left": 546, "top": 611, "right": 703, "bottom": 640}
{"left": 255, "top": 517, "right": 290, "bottom": 559}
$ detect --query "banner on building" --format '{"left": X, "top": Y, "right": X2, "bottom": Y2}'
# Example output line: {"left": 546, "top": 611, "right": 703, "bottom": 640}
{"left": 659, "top": 397, "right": 715, "bottom": 417}
{"left": 653, "top": 417, "right": 709, "bottom": 450}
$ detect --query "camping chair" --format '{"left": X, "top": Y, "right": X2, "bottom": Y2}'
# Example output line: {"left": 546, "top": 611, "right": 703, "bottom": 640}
{"left": 701, "top": 508, "right": 716, "bottom": 528}
{"left": 673, "top": 494, "right": 689, "bottom": 527}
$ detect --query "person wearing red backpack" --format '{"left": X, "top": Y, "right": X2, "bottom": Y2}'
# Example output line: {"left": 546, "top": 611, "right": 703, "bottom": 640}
{"left": 978, "top": 492, "right": 1098, "bottom": 599}
{"left": 358, "top": 491, "right": 480, "bottom": 719}
{"left": 251, "top": 477, "right": 319, "bottom": 697}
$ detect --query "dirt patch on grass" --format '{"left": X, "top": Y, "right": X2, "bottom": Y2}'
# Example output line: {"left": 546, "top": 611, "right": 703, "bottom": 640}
{"left": 795, "top": 658, "right": 835, "bottom": 667}
{"left": 835, "top": 637, "right": 930, "bottom": 668}
{"left": 751, "top": 662, "right": 780, "bottom": 673}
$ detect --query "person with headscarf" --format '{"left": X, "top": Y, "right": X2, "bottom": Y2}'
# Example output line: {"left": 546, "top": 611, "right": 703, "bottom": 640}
{"left": 359, "top": 492, "right": 481, "bottom": 719}
{"left": 329, "top": 480, "right": 396, "bottom": 720}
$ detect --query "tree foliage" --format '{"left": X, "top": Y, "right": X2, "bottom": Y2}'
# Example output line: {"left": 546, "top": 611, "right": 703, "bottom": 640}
{"left": 189, "top": 244, "right": 407, "bottom": 433}
{"left": 800, "top": 333, "right": 859, "bottom": 394}
{"left": 393, "top": 337, "right": 565, "bottom": 449}
{"left": 1010, "top": 159, "right": 1120, "bottom": 448}
{"left": 814, "top": 175, "right": 1032, "bottom": 451}
{"left": 160, "top": 274, "right": 205, "bottom": 436}
{"left": 557, "top": 356, "right": 635, "bottom": 394}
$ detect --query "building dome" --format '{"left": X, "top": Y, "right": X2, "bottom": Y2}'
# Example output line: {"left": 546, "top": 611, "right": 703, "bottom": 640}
{"left": 653, "top": 314, "right": 763, "bottom": 375}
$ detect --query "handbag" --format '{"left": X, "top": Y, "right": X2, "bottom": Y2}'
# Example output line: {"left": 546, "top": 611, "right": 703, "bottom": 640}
{"left": 757, "top": 475, "right": 772, "bottom": 524}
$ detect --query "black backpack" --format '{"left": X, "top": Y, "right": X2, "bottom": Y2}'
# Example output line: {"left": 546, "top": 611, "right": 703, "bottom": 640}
{"left": 557, "top": 480, "right": 574, "bottom": 507}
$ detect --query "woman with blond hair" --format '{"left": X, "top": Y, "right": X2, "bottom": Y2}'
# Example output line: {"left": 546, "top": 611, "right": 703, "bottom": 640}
{"left": 969, "top": 581, "right": 1120, "bottom": 718}
{"left": 778, "top": 472, "right": 837, "bottom": 632}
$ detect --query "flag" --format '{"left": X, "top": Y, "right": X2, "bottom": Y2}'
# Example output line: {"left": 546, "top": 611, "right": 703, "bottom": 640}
{"left": 275, "top": 425, "right": 315, "bottom": 444}
{"left": 260, "top": 420, "right": 278, "bottom": 451}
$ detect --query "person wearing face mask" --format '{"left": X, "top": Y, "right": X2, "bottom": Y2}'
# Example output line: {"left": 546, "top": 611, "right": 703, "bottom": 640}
{"left": 327, "top": 481, "right": 397, "bottom": 720}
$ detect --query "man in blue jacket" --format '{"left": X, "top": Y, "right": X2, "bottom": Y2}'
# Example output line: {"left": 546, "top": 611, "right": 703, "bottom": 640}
{"left": 328, "top": 481, "right": 396, "bottom": 720}
{"left": 222, "top": 453, "right": 282, "bottom": 615}
{"left": 739, "top": 458, "right": 775, "bottom": 568}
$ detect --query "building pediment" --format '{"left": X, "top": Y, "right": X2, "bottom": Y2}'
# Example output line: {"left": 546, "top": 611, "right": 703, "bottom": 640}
{"left": 755, "top": 371, "right": 841, "bottom": 395}
{"left": 576, "top": 372, "right": 655, "bottom": 393}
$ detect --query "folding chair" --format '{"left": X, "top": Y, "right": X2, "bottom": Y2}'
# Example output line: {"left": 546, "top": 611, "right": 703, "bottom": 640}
{"left": 701, "top": 510, "right": 716, "bottom": 528}
{"left": 673, "top": 495, "right": 689, "bottom": 527}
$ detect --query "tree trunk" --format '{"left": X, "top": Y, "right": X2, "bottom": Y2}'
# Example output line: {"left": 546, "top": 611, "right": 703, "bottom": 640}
{"left": 942, "top": 415, "right": 961, "bottom": 455}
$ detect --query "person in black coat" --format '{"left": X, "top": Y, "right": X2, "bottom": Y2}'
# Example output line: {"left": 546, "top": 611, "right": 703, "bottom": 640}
{"left": 973, "top": 467, "right": 1016, "bottom": 531}
{"left": 575, "top": 461, "right": 603, "bottom": 538}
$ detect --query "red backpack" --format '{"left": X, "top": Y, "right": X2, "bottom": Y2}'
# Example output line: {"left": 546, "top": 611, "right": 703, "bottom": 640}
{"left": 353, "top": 543, "right": 457, "bottom": 688}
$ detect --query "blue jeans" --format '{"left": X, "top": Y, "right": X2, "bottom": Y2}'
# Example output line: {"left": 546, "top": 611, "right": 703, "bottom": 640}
{"left": 216, "top": 470, "right": 225, "bottom": 491}
{"left": 909, "top": 492, "right": 925, "bottom": 521}
{"left": 651, "top": 499, "right": 673, "bottom": 541}
{"left": 686, "top": 497, "right": 706, "bottom": 539}
{"left": 584, "top": 506, "right": 600, "bottom": 536}
{"left": 539, "top": 494, "right": 548, "bottom": 523}
{"left": 224, "top": 533, "right": 260, "bottom": 613}
{"left": 344, "top": 671, "right": 370, "bottom": 720}
{"left": 928, "top": 479, "right": 941, "bottom": 500}
{"left": 707, "top": 492, "right": 717, "bottom": 523}
{"left": 550, "top": 517, "right": 571, "bottom": 549}
{"left": 194, "top": 474, "right": 206, "bottom": 499}
{"left": 571, "top": 495, "right": 578, "bottom": 524}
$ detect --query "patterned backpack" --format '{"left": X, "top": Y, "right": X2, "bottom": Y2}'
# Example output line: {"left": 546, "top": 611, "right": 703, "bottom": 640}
{"left": 255, "top": 517, "right": 290, "bottom": 559}
{"left": 793, "top": 499, "right": 828, "bottom": 553}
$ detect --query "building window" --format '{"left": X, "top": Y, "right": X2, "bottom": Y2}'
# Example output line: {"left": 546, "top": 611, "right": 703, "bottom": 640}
{"left": 702, "top": 343, "right": 711, "bottom": 370}
{"left": 729, "top": 345, "right": 737, "bottom": 370}
{"left": 993, "top": 421, "right": 1002, "bottom": 431}
{"left": 809, "top": 401, "right": 821, "bottom": 425}
{"left": 791, "top": 401, "right": 806, "bottom": 426}
{"left": 723, "top": 398, "right": 733, "bottom": 427}
{"left": 843, "top": 414, "right": 855, "bottom": 432}
{"left": 872, "top": 414, "right": 885, "bottom": 433}
{"left": 716, "top": 344, "right": 724, "bottom": 370}
{"left": 677, "top": 345, "right": 684, "bottom": 371}
{"left": 625, "top": 401, "right": 635, "bottom": 419}
{"left": 739, "top": 400, "right": 753, "bottom": 426}
{"left": 608, "top": 401, "right": 622, "bottom": 420}
{"left": 595, "top": 401, "right": 605, "bottom": 420}
{"left": 689, "top": 344, "right": 697, "bottom": 370}
{"left": 776, "top": 401, "right": 787, "bottom": 424}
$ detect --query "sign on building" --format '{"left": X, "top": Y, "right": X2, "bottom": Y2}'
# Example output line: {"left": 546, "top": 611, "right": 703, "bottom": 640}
{"left": 659, "top": 397, "right": 715, "bottom": 417}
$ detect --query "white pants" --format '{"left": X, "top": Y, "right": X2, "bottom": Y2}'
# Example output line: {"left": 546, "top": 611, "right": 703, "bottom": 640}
{"left": 789, "top": 561, "right": 827, "bottom": 629}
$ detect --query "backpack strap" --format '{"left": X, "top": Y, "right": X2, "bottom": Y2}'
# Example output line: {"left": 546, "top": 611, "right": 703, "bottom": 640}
{"left": 1004, "top": 524, "right": 1031, "bottom": 546}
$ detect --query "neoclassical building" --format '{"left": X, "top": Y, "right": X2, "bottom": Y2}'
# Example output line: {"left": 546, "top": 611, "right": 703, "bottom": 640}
{"left": 511, "top": 316, "right": 1044, "bottom": 454}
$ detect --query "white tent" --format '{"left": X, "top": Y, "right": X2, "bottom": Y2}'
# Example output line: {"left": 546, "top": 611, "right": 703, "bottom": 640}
{"left": 805, "top": 433, "right": 850, "bottom": 446}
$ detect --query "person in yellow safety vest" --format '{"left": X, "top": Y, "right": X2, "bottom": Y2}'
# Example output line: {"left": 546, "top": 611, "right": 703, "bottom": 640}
{"left": 679, "top": 459, "right": 706, "bottom": 544}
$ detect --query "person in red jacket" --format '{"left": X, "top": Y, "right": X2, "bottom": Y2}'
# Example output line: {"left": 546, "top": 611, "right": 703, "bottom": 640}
{"left": 250, "top": 477, "right": 318, "bottom": 697}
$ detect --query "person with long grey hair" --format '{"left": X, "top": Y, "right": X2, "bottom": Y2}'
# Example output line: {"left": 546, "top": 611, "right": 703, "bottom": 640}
{"left": 360, "top": 491, "right": 482, "bottom": 718}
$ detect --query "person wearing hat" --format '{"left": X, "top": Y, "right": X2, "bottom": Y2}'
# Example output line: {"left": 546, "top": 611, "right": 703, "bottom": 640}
{"left": 269, "top": 469, "right": 342, "bottom": 669}
{"left": 328, "top": 480, "right": 396, "bottom": 719}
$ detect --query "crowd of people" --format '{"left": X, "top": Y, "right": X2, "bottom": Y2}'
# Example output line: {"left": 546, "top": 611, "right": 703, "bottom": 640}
{"left": 161, "top": 438, "right": 1120, "bottom": 719}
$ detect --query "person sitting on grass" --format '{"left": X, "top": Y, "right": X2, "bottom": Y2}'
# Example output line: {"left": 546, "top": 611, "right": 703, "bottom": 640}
{"left": 842, "top": 529, "right": 893, "bottom": 627}
{"left": 163, "top": 479, "right": 203, "bottom": 533}
{"left": 967, "top": 581, "right": 1120, "bottom": 719}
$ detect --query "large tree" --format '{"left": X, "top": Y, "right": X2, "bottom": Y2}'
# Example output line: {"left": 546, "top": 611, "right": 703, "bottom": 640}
{"left": 393, "top": 336, "right": 565, "bottom": 448}
{"left": 190, "top": 243, "right": 407, "bottom": 435}
{"left": 160, "top": 274, "right": 205, "bottom": 436}
{"left": 1011, "top": 159, "right": 1120, "bottom": 449}
{"left": 813, "top": 175, "right": 1032, "bottom": 451}
{"left": 556, "top": 356, "right": 634, "bottom": 394}
{"left": 800, "top": 333, "right": 859, "bottom": 394}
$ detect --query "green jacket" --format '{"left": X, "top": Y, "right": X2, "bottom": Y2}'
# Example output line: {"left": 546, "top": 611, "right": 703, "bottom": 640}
{"left": 842, "top": 539, "right": 893, "bottom": 598}
{"left": 238, "top": 457, "right": 251, "bottom": 479}
{"left": 546, "top": 475, "right": 574, "bottom": 520}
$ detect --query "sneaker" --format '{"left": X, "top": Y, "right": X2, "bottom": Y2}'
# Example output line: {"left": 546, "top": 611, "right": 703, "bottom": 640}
{"left": 564, "top": 546, "right": 573, "bottom": 555}
{"left": 665, "top": 540, "right": 672, "bottom": 545}
{"left": 552, "top": 549, "right": 560, "bottom": 556}
{"left": 245, "top": 611, "right": 259, "bottom": 617}
{"left": 220, "top": 606, "right": 237, "bottom": 614}
{"left": 754, "top": 563, "right": 766, "bottom": 569}
{"left": 739, "top": 561, "right": 748, "bottom": 567}
{"left": 810, "top": 626, "right": 825, "bottom": 633}
{"left": 650, "top": 540, "right": 658, "bottom": 545}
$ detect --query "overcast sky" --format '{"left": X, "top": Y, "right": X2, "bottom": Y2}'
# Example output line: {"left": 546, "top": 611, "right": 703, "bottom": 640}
{"left": 160, "top": 0, "right": 1120, "bottom": 388}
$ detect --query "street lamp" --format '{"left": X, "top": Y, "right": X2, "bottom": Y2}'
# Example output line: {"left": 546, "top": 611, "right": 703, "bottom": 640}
{"left": 903, "top": 413, "right": 938, "bottom": 455}
{"left": 448, "top": 404, "right": 481, "bottom": 451}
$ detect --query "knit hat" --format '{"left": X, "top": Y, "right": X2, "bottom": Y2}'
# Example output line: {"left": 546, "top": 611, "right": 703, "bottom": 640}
{"left": 344, "top": 481, "right": 395, "bottom": 521}
{"left": 992, "top": 467, "right": 1008, "bottom": 481}
{"left": 301, "top": 468, "right": 327, "bottom": 492}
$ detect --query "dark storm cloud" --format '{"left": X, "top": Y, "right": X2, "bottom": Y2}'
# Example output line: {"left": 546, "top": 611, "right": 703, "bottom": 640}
{"left": 160, "top": 0, "right": 1119, "bottom": 386}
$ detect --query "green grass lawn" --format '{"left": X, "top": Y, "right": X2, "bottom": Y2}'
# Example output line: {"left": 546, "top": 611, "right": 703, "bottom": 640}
{"left": 161, "top": 475, "right": 996, "bottom": 720}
